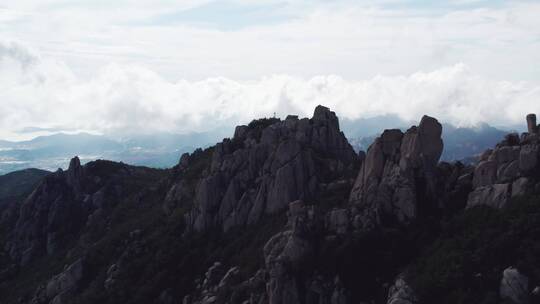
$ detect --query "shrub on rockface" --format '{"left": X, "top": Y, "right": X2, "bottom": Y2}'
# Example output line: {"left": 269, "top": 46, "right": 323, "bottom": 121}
{"left": 409, "top": 195, "right": 540, "bottom": 304}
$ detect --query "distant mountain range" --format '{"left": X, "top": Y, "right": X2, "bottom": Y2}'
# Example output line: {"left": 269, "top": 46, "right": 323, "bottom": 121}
{"left": 0, "top": 117, "right": 512, "bottom": 174}
{"left": 0, "top": 131, "right": 229, "bottom": 175}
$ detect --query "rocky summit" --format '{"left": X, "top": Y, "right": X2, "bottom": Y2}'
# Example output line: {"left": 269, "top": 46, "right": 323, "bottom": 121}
{"left": 179, "top": 105, "right": 358, "bottom": 233}
{"left": 1, "top": 106, "right": 540, "bottom": 304}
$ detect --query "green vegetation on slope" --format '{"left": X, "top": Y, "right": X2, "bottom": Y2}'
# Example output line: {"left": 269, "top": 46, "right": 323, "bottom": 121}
{"left": 409, "top": 195, "right": 540, "bottom": 304}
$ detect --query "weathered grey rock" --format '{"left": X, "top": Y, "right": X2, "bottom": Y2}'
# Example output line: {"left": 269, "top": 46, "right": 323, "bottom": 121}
{"left": 473, "top": 160, "right": 497, "bottom": 188}
{"left": 497, "top": 160, "right": 520, "bottom": 183}
{"left": 526, "top": 113, "right": 537, "bottom": 134}
{"left": 463, "top": 114, "right": 540, "bottom": 205}
{"left": 501, "top": 133, "right": 521, "bottom": 147}
{"left": 104, "top": 263, "right": 119, "bottom": 290}
{"left": 164, "top": 179, "right": 192, "bottom": 215}
{"left": 417, "top": 115, "right": 444, "bottom": 166}
{"left": 361, "top": 138, "right": 385, "bottom": 187}
{"left": 349, "top": 115, "right": 443, "bottom": 226}
{"left": 66, "top": 156, "right": 83, "bottom": 193}
{"left": 327, "top": 209, "right": 349, "bottom": 234}
{"left": 264, "top": 230, "right": 302, "bottom": 304}
{"left": 512, "top": 177, "right": 531, "bottom": 198}
{"left": 381, "top": 129, "right": 403, "bottom": 159}
{"left": 479, "top": 149, "right": 493, "bottom": 162}
{"left": 500, "top": 267, "right": 529, "bottom": 304}
{"left": 6, "top": 157, "right": 89, "bottom": 265}
{"left": 179, "top": 152, "right": 191, "bottom": 169}
{"left": 519, "top": 144, "right": 539, "bottom": 173}
{"left": 387, "top": 275, "right": 417, "bottom": 304}
{"left": 177, "top": 262, "right": 258, "bottom": 304}
{"left": 331, "top": 277, "right": 347, "bottom": 304}
{"left": 491, "top": 146, "right": 520, "bottom": 164}
{"left": 263, "top": 199, "right": 315, "bottom": 304}
{"left": 234, "top": 125, "right": 248, "bottom": 139}
{"left": 217, "top": 267, "right": 240, "bottom": 289}
{"left": 184, "top": 106, "right": 357, "bottom": 233}
{"left": 30, "top": 258, "right": 86, "bottom": 304}
{"left": 313, "top": 105, "right": 339, "bottom": 130}
{"left": 159, "top": 289, "right": 178, "bottom": 304}
{"left": 467, "top": 183, "right": 510, "bottom": 209}
{"left": 203, "top": 262, "right": 224, "bottom": 291}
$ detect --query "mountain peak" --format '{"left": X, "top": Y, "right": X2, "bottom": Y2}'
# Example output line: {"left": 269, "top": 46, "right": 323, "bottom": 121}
{"left": 68, "top": 156, "right": 81, "bottom": 171}
{"left": 527, "top": 113, "right": 538, "bottom": 134}
{"left": 3, "top": 110, "right": 540, "bottom": 304}
{"left": 313, "top": 104, "right": 339, "bottom": 129}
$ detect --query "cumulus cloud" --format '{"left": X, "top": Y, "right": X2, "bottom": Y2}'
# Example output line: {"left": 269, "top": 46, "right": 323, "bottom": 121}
{"left": 2, "top": 1, "right": 539, "bottom": 81}
{"left": 0, "top": 1, "right": 539, "bottom": 140}
{"left": 1, "top": 46, "right": 539, "bottom": 140}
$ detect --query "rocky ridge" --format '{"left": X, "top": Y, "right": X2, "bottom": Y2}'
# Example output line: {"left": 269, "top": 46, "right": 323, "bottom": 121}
{"left": 182, "top": 111, "right": 540, "bottom": 304}
{"left": 466, "top": 115, "right": 540, "bottom": 209}
{"left": 168, "top": 106, "right": 358, "bottom": 233}
{"left": 1, "top": 107, "right": 540, "bottom": 304}
{"left": 348, "top": 116, "right": 444, "bottom": 227}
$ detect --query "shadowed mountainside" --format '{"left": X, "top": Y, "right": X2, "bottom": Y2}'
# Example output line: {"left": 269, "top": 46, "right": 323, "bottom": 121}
{"left": 0, "top": 119, "right": 508, "bottom": 175}
{"left": 0, "top": 106, "right": 539, "bottom": 304}
{"left": 0, "top": 168, "right": 50, "bottom": 211}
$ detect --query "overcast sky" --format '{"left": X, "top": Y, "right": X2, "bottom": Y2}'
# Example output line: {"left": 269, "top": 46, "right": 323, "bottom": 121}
{"left": 1, "top": 0, "right": 540, "bottom": 140}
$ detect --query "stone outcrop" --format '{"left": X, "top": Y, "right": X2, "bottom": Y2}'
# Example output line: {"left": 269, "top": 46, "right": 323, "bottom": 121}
{"left": 526, "top": 113, "right": 537, "bottom": 134}
{"left": 182, "top": 106, "right": 358, "bottom": 233}
{"left": 31, "top": 258, "right": 86, "bottom": 304}
{"left": 466, "top": 114, "right": 540, "bottom": 209}
{"left": 500, "top": 267, "right": 529, "bottom": 304}
{"left": 349, "top": 116, "right": 444, "bottom": 226}
{"left": 5, "top": 108, "right": 540, "bottom": 304}
{"left": 3, "top": 157, "right": 156, "bottom": 269}
{"left": 387, "top": 274, "right": 417, "bottom": 304}
{"left": 186, "top": 200, "right": 349, "bottom": 304}
{"left": 264, "top": 200, "right": 315, "bottom": 304}
{"left": 327, "top": 208, "right": 349, "bottom": 235}
{"left": 5, "top": 157, "right": 87, "bottom": 266}
{"left": 185, "top": 264, "right": 267, "bottom": 304}
{"left": 434, "top": 161, "right": 474, "bottom": 212}
{"left": 466, "top": 183, "right": 511, "bottom": 209}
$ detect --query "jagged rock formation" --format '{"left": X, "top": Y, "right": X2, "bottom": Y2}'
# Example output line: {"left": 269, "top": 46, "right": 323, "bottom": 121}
{"left": 30, "top": 258, "right": 86, "bottom": 304}
{"left": 348, "top": 116, "right": 444, "bottom": 226}
{"left": 182, "top": 112, "right": 540, "bottom": 304}
{"left": 466, "top": 114, "right": 540, "bottom": 209}
{"left": 387, "top": 274, "right": 417, "bottom": 304}
{"left": 0, "top": 156, "right": 165, "bottom": 302}
{"left": 185, "top": 200, "right": 349, "bottom": 304}
{"left": 177, "top": 106, "right": 358, "bottom": 233}
{"left": 500, "top": 267, "right": 529, "bottom": 304}
{"left": 5, "top": 158, "right": 88, "bottom": 266}
{"left": 526, "top": 114, "right": 538, "bottom": 134}
{"left": 2, "top": 107, "right": 540, "bottom": 304}
{"left": 3, "top": 157, "right": 154, "bottom": 267}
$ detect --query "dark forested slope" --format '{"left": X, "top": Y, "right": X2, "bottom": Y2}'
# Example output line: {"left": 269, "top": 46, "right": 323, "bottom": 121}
{"left": 1, "top": 106, "right": 539, "bottom": 304}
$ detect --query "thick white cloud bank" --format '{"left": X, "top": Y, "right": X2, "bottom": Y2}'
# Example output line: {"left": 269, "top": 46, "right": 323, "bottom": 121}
{"left": 1, "top": 1, "right": 540, "bottom": 140}
{"left": 2, "top": 1, "right": 540, "bottom": 81}
{"left": 1, "top": 40, "right": 539, "bottom": 140}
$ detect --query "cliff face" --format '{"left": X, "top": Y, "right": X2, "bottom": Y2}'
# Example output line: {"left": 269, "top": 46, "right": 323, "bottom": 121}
{"left": 6, "top": 158, "right": 86, "bottom": 266}
{"left": 466, "top": 124, "right": 540, "bottom": 209}
{"left": 348, "top": 116, "right": 444, "bottom": 226}
{"left": 1, "top": 107, "right": 540, "bottom": 304}
{"left": 170, "top": 105, "right": 358, "bottom": 233}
